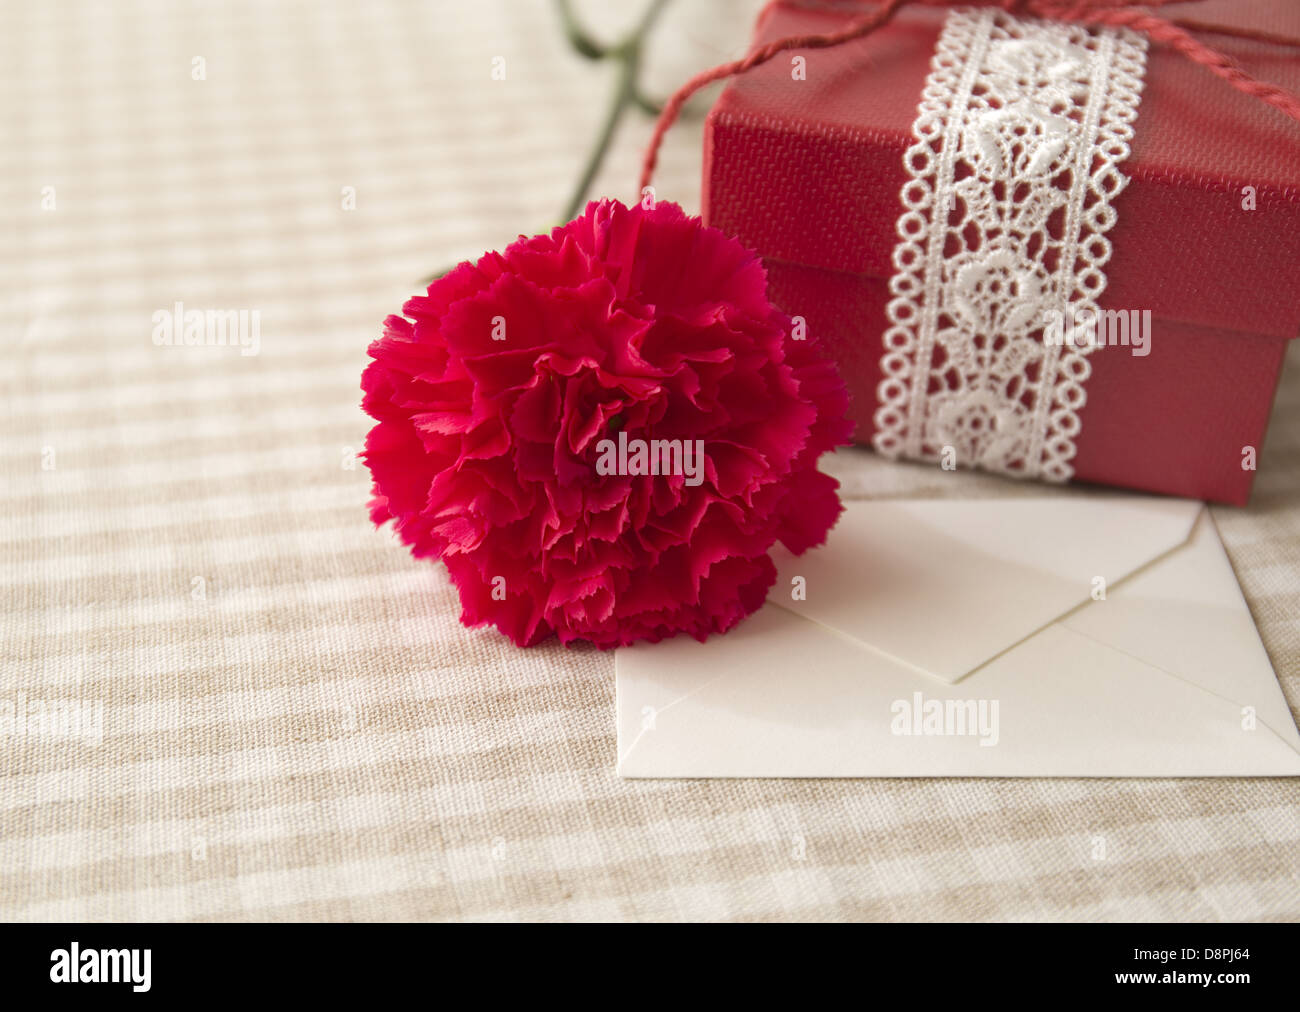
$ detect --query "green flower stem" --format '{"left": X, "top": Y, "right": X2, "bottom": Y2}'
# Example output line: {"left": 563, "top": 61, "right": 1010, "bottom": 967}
{"left": 555, "top": 0, "right": 607, "bottom": 60}
{"left": 557, "top": 0, "right": 669, "bottom": 223}
{"left": 560, "top": 43, "right": 638, "bottom": 222}
{"left": 421, "top": 0, "right": 669, "bottom": 285}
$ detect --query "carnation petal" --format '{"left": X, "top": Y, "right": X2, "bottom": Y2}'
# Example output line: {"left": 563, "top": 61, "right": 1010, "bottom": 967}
{"left": 361, "top": 198, "right": 851, "bottom": 649}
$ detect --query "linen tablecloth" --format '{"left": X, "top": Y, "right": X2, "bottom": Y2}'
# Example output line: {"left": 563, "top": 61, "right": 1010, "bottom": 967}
{"left": 3, "top": 0, "right": 1298, "bottom": 921}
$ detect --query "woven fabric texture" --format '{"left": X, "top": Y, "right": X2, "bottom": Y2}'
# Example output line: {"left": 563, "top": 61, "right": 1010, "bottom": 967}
{"left": 2, "top": 0, "right": 1298, "bottom": 922}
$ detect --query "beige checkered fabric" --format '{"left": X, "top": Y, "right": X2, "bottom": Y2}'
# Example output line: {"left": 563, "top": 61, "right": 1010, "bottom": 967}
{"left": 3, "top": 0, "right": 1299, "bottom": 922}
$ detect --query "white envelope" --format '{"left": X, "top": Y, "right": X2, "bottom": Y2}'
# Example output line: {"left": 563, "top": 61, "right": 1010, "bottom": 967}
{"left": 616, "top": 498, "right": 1300, "bottom": 777}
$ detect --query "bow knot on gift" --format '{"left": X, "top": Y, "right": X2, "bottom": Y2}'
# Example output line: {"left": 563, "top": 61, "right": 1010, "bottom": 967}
{"left": 640, "top": 0, "right": 1300, "bottom": 189}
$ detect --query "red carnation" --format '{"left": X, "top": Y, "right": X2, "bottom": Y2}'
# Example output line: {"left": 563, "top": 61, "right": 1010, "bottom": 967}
{"left": 361, "top": 199, "right": 851, "bottom": 648}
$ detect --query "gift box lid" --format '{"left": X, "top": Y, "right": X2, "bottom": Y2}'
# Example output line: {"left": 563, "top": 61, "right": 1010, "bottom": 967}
{"left": 703, "top": 0, "right": 1300, "bottom": 339}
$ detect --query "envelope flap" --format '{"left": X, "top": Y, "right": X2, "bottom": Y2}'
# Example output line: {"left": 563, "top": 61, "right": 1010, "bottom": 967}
{"left": 770, "top": 498, "right": 1203, "bottom": 683}
{"left": 1061, "top": 509, "right": 1300, "bottom": 753}
{"left": 615, "top": 601, "right": 1300, "bottom": 778}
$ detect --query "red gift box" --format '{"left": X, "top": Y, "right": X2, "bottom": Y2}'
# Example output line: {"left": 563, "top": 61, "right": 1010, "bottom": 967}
{"left": 703, "top": 0, "right": 1300, "bottom": 504}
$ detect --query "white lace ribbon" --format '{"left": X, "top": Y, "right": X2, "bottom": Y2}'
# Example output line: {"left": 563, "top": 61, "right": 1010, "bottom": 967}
{"left": 873, "top": 8, "right": 1148, "bottom": 481}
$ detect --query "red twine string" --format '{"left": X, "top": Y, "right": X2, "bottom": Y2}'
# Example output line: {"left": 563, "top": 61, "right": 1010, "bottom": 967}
{"left": 637, "top": 0, "right": 1300, "bottom": 193}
